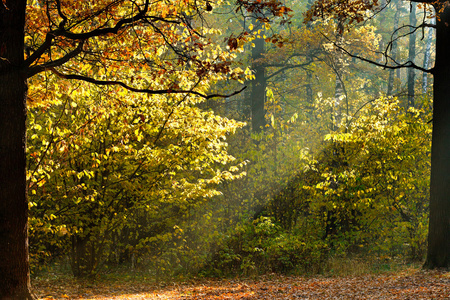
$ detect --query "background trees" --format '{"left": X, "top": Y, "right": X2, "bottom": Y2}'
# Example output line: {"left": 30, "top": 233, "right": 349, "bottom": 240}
{"left": 303, "top": 0, "right": 450, "bottom": 269}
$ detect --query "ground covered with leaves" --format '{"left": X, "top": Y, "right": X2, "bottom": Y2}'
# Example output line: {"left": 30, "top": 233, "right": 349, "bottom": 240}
{"left": 34, "top": 268, "right": 449, "bottom": 299}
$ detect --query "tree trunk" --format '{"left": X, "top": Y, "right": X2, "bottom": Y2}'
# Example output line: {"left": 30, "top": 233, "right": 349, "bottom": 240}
{"left": 305, "top": 56, "right": 314, "bottom": 105}
{"left": 0, "top": 1, "right": 35, "bottom": 299}
{"left": 305, "top": 0, "right": 314, "bottom": 106}
{"left": 387, "top": 0, "right": 401, "bottom": 96}
{"left": 251, "top": 34, "right": 266, "bottom": 133}
{"left": 424, "top": 4, "right": 450, "bottom": 270}
{"left": 422, "top": 17, "right": 434, "bottom": 94}
{"left": 332, "top": 20, "right": 345, "bottom": 130}
{"left": 406, "top": 3, "right": 417, "bottom": 108}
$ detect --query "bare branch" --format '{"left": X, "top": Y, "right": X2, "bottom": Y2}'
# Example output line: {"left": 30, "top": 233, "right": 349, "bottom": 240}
{"left": 50, "top": 68, "right": 247, "bottom": 99}
{"left": 55, "top": 0, "right": 68, "bottom": 29}
{"left": 266, "top": 62, "right": 314, "bottom": 80}
{"left": 321, "top": 33, "right": 434, "bottom": 74}
{"left": 27, "top": 41, "right": 85, "bottom": 77}
{"left": 25, "top": 33, "right": 54, "bottom": 67}
{"left": 340, "top": 44, "right": 433, "bottom": 73}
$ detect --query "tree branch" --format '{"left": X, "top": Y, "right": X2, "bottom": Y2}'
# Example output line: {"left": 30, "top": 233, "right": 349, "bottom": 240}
{"left": 24, "top": 33, "right": 54, "bottom": 67}
{"left": 27, "top": 41, "right": 85, "bottom": 77}
{"left": 266, "top": 62, "right": 313, "bottom": 80}
{"left": 321, "top": 34, "right": 434, "bottom": 74}
{"left": 50, "top": 68, "right": 247, "bottom": 99}
{"left": 25, "top": 0, "right": 151, "bottom": 67}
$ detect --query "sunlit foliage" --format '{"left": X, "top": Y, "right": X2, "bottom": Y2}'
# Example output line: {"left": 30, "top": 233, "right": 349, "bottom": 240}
{"left": 209, "top": 97, "right": 431, "bottom": 275}
{"left": 25, "top": 0, "right": 435, "bottom": 278}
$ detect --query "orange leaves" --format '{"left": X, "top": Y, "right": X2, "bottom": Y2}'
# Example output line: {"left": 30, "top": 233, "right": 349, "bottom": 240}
{"left": 227, "top": 37, "right": 239, "bottom": 51}
{"left": 34, "top": 270, "right": 450, "bottom": 299}
{"left": 305, "top": 0, "right": 380, "bottom": 27}
{"left": 24, "top": 0, "right": 250, "bottom": 101}
{"left": 264, "top": 34, "right": 284, "bottom": 48}
{"left": 235, "top": 0, "right": 292, "bottom": 23}
{"left": 195, "top": 61, "right": 232, "bottom": 79}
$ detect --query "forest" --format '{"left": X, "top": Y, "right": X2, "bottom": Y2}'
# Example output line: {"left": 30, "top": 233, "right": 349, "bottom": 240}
{"left": 0, "top": 0, "right": 449, "bottom": 299}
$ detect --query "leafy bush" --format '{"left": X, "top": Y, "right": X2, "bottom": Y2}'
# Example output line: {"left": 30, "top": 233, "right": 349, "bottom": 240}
{"left": 27, "top": 87, "right": 245, "bottom": 277}
{"left": 205, "top": 216, "right": 328, "bottom": 276}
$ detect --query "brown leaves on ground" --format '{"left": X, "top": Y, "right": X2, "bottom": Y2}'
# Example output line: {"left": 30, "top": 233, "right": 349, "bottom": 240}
{"left": 34, "top": 269, "right": 449, "bottom": 299}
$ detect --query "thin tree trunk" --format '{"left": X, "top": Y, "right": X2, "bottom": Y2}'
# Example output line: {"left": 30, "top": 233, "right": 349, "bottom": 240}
{"left": 424, "top": 4, "right": 450, "bottom": 270}
{"left": 332, "top": 20, "right": 345, "bottom": 130}
{"left": 306, "top": 56, "right": 314, "bottom": 105}
{"left": 422, "top": 17, "right": 435, "bottom": 94}
{"left": 251, "top": 32, "right": 266, "bottom": 133}
{"left": 387, "top": 0, "right": 401, "bottom": 96}
{"left": 407, "top": 3, "right": 417, "bottom": 107}
{"left": 0, "top": 1, "right": 35, "bottom": 298}
{"left": 305, "top": 0, "right": 314, "bottom": 106}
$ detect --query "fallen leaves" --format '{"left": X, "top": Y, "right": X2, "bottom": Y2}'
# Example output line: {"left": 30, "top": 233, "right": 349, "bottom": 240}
{"left": 34, "top": 268, "right": 450, "bottom": 299}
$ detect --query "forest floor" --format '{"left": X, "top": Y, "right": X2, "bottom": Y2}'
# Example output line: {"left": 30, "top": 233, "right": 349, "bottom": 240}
{"left": 34, "top": 268, "right": 450, "bottom": 299}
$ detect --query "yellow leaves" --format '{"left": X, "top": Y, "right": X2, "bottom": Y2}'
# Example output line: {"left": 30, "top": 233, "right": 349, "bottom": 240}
{"left": 28, "top": 77, "right": 245, "bottom": 264}
{"left": 24, "top": 0, "right": 289, "bottom": 274}
{"left": 387, "top": 171, "right": 398, "bottom": 181}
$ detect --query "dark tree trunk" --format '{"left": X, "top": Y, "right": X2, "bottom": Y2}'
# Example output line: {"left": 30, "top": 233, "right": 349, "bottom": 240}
{"left": 406, "top": 3, "right": 417, "bottom": 107}
{"left": 424, "top": 4, "right": 450, "bottom": 270}
{"left": 0, "top": 1, "right": 35, "bottom": 299}
{"left": 251, "top": 35, "right": 266, "bottom": 133}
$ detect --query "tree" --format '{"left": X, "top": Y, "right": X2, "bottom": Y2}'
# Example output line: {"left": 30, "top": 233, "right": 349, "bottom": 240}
{"left": 0, "top": 0, "right": 291, "bottom": 297}
{"left": 406, "top": 3, "right": 417, "bottom": 107}
{"left": 250, "top": 25, "right": 267, "bottom": 132}
{"left": 422, "top": 16, "right": 434, "bottom": 94}
{"left": 0, "top": 1, "right": 31, "bottom": 299}
{"left": 424, "top": 3, "right": 450, "bottom": 269}
{"left": 24, "top": 6, "right": 249, "bottom": 275}
{"left": 386, "top": 0, "right": 401, "bottom": 96}
{"left": 27, "top": 85, "right": 246, "bottom": 277}
{"left": 307, "top": 0, "right": 449, "bottom": 269}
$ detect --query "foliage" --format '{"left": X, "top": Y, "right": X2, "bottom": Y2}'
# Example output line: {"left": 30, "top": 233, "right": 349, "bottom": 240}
{"left": 292, "top": 97, "right": 430, "bottom": 260}
{"left": 208, "top": 96, "right": 431, "bottom": 276}
{"left": 27, "top": 83, "right": 246, "bottom": 277}
{"left": 306, "top": 97, "right": 431, "bottom": 260}
{"left": 204, "top": 216, "right": 328, "bottom": 276}
{"left": 24, "top": 0, "right": 436, "bottom": 279}
{"left": 24, "top": 0, "right": 292, "bottom": 279}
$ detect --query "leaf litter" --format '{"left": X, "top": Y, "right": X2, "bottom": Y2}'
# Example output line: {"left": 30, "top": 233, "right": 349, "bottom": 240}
{"left": 34, "top": 269, "right": 449, "bottom": 299}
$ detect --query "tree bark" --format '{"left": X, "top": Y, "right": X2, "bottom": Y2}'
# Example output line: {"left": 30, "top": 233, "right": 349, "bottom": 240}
{"left": 406, "top": 3, "right": 417, "bottom": 107}
{"left": 424, "top": 4, "right": 450, "bottom": 270}
{"left": 251, "top": 34, "right": 266, "bottom": 133}
{"left": 422, "top": 17, "right": 434, "bottom": 94}
{"left": 0, "top": 1, "right": 35, "bottom": 299}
